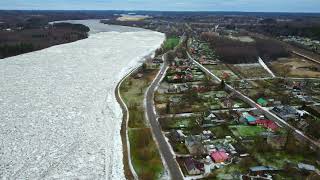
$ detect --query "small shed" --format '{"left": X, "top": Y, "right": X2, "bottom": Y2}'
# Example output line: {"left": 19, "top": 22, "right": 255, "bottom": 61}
{"left": 257, "top": 98, "right": 268, "bottom": 106}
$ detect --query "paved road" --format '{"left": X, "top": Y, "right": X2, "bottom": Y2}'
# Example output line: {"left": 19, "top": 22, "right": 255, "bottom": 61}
{"left": 145, "top": 58, "right": 185, "bottom": 180}
{"left": 188, "top": 52, "right": 320, "bottom": 150}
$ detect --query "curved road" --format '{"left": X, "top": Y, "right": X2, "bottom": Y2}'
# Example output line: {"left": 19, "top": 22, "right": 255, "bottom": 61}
{"left": 145, "top": 57, "right": 185, "bottom": 180}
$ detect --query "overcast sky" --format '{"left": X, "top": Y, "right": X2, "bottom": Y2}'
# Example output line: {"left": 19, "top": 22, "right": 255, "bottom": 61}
{"left": 1, "top": 0, "right": 320, "bottom": 13}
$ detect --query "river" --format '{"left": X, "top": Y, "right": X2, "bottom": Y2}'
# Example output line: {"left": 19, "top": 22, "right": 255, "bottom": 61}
{"left": 0, "top": 20, "right": 164, "bottom": 179}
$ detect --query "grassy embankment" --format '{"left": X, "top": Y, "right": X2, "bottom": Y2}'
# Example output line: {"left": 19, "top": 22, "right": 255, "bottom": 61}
{"left": 163, "top": 37, "right": 180, "bottom": 51}
{"left": 119, "top": 36, "right": 180, "bottom": 179}
{"left": 120, "top": 69, "right": 163, "bottom": 180}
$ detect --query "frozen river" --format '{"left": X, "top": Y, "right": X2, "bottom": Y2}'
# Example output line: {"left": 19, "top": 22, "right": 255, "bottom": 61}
{"left": 0, "top": 20, "right": 165, "bottom": 179}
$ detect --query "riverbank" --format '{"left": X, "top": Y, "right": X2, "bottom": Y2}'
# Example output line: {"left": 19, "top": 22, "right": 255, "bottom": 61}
{"left": 118, "top": 66, "right": 164, "bottom": 179}
{"left": 115, "top": 67, "right": 140, "bottom": 180}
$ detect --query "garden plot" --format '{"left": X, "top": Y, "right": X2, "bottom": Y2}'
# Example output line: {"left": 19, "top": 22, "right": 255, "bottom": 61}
{"left": 229, "top": 63, "right": 272, "bottom": 79}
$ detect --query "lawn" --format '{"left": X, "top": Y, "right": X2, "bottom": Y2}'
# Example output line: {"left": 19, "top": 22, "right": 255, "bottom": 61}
{"left": 163, "top": 37, "right": 180, "bottom": 51}
{"left": 209, "top": 125, "right": 233, "bottom": 138}
{"left": 129, "top": 128, "right": 164, "bottom": 179}
{"left": 120, "top": 69, "right": 158, "bottom": 128}
{"left": 171, "top": 141, "right": 189, "bottom": 154}
{"left": 159, "top": 116, "right": 199, "bottom": 130}
{"left": 120, "top": 69, "right": 164, "bottom": 179}
{"left": 230, "top": 125, "right": 266, "bottom": 137}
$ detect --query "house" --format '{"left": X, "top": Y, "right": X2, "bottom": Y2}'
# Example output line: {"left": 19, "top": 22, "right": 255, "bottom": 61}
{"left": 202, "top": 111, "right": 225, "bottom": 127}
{"left": 153, "top": 56, "right": 163, "bottom": 64}
{"left": 254, "top": 119, "right": 279, "bottom": 131}
{"left": 173, "top": 74, "right": 182, "bottom": 80}
{"left": 210, "top": 150, "right": 229, "bottom": 163}
{"left": 240, "top": 112, "right": 258, "bottom": 124}
{"left": 202, "top": 130, "right": 214, "bottom": 140}
{"left": 204, "top": 111, "right": 217, "bottom": 120}
{"left": 271, "top": 106, "right": 299, "bottom": 121}
{"left": 297, "top": 163, "right": 316, "bottom": 171}
{"left": 257, "top": 97, "right": 268, "bottom": 106}
{"left": 223, "top": 98, "right": 234, "bottom": 108}
{"left": 184, "top": 158, "right": 203, "bottom": 175}
{"left": 185, "top": 136, "right": 206, "bottom": 155}
{"left": 249, "top": 166, "right": 278, "bottom": 175}
{"left": 169, "top": 130, "right": 186, "bottom": 142}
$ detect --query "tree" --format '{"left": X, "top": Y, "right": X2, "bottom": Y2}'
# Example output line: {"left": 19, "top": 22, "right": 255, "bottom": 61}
{"left": 220, "top": 80, "right": 226, "bottom": 90}
{"left": 166, "top": 50, "right": 175, "bottom": 63}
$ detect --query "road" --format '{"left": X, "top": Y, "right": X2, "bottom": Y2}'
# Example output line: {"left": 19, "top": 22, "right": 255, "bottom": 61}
{"left": 145, "top": 56, "right": 185, "bottom": 180}
{"left": 292, "top": 51, "right": 320, "bottom": 65}
{"left": 188, "top": 52, "right": 320, "bottom": 150}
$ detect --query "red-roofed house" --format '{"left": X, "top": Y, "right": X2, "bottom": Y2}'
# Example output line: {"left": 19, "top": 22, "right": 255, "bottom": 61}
{"left": 254, "top": 119, "right": 279, "bottom": 131}
{"left": 210, "top": 151, "right": 229, "bottom": 163}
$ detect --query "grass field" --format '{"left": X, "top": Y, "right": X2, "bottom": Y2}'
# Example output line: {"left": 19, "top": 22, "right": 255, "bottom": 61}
{"left": 120, "top": 69, "right": 164, "bottom": 179}
{"left": 230, "top": 125, "right": 266, "bottom": 137}
{"left": 129, "top": 128, "right": 163, "bottom": 179}
{"left": 163, "top": 37, "right": 180, "bottom": 51}
{"left": 159, "top": 116, "right": 199, "bottom": 130}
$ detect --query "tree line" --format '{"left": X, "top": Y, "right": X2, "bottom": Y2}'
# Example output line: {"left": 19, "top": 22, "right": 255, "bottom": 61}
{"left": 0, "top": 43, "right": 34, "bottom": 58}
{"left": 200, "top": 32, "right": 289, "bottom": 64}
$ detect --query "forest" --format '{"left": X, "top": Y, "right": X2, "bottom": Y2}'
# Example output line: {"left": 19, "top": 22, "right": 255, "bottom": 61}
{"left": 0, "top": 22, "right": 89, "bottom": 59}
{"left": 200, "top": 32, "right": 290, "bottom": 64}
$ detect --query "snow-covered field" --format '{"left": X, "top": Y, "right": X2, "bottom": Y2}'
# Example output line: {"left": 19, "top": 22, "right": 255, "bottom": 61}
{"left": 0, "top": 20, "right": 165, "bottom": 179}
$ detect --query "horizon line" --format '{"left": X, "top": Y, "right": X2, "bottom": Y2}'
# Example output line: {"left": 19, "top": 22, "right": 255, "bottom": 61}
{"left": 0, "top": 9, "right": 320, "bottom": 14}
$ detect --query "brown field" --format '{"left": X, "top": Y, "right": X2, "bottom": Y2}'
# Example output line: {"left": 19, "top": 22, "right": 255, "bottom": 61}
{"left": 229, "top": 63, "right": 272, "bottom": 79}
{"left": 271, "top": 57, "right": 320, "bottom": 78}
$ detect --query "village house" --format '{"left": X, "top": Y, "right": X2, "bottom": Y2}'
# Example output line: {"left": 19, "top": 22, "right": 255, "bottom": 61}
{"left": 184, "top": 157, "right": 203, "bottom": 175}
{"left": 249, "top": 166, "right": 279, "bottom": 176}
{"left": 210, "top": 150, "right": 229, "bottom": 163}
{"left": 297, "top": 163, "right": 316, "bottom": 172}
{"left": 239, "top": 112, "right": 258, "bottom": 124}
{"left": 201, "top": 111, "right": 225, "bottom": 128}
{"left": 169, "top": 129, "right": 186, "bottom": 143}
{"left": 167, "top": 83, "right": 189, "bottom": 93}
{"left": 251, "top": 119, "right": 279, "bottom": 132}
{"left": 257, "top": 97, "right": 268, "bottom": 106}
{"left": 271, "top": 105, "right": 299, "bottom": 121}
{"left": 185, "top": 136, "right": 206, "bottom": 156}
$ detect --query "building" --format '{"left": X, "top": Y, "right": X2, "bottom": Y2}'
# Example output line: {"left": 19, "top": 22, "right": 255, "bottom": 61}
{"left": 249, "top": 166, "right": 278, "bottom": 175}
{"left": 240, "top": 112, "right": 258, "bottom": 124}
{"left": 169, "top": 130, "right": 186, "bottom": 142}
{"left": 298, "top": 163, "right": 316, "bottom": 171}
{"left": 184, "top": 158, "right": 203, "bottom": 175}
{"left": 271, "top": 106, "right": 299, "bottom": 121}
{"left": 210, "top": 150, "right": 229, "bottom": 163}
{"left": 257, "top": 97, "right": 268, "bottom": 106}
{"left": 185, "top": 136, "right": 206, "bottom": 155}
{"left": 253, "top": 119, "right": 279, "bottom": 131}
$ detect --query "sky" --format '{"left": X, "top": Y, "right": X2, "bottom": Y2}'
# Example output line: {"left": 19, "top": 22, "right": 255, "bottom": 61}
{"left": 0, "top": 0, "right": 320, "bottom": 13}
